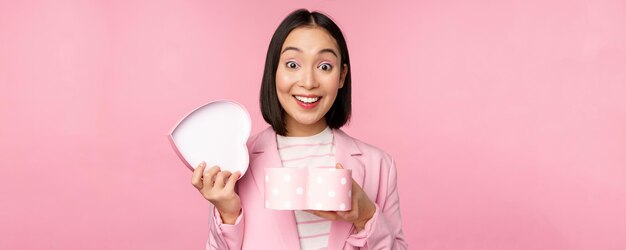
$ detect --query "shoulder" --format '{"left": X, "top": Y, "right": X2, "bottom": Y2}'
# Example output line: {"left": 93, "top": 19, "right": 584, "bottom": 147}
{"left": 246, "top": 127, "right": 275, "bottom": 150}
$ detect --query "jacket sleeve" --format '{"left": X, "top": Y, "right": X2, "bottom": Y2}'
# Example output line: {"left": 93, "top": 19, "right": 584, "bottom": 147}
{"left": 345, "top": 156, "right": 408, "bottom": 249}
{"left": 206, "top": 206, "right": 245, "bottom": 250}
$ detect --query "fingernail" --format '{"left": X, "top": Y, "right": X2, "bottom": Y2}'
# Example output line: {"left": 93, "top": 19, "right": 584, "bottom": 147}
{"left": 200, "top": 161, "right": 206, "bottom": 167}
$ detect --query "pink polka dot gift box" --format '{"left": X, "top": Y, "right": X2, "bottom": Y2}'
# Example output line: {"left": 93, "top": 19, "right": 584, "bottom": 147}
{"left": 264, "top": 167, "right": 352, "bottom": 211}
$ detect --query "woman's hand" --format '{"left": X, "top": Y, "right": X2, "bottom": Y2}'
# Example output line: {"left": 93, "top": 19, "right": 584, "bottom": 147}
{"left": 191, "top": 161, "right": 242, "bottom": 224}
{"left": 304, "top": 163, "right": 376, "bottom": 232}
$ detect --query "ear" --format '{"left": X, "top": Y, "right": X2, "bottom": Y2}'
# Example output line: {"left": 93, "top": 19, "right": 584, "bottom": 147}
{"left": 339, "top": 63, "right": 348, "bottom": 89}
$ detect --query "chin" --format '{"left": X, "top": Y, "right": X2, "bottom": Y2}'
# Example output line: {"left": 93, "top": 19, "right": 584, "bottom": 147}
{"left": 294, "top": 116, "right": 323, "bottom": 125}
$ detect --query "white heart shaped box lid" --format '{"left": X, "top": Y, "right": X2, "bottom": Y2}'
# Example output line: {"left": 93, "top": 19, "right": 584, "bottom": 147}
{"left": 168, "top": 100, "right": 251, "bottom": 177}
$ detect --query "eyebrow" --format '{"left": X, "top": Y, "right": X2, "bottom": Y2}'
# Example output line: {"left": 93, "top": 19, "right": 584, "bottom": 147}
{"left": 281, "top": 46, "right": 338, "bottom": 58}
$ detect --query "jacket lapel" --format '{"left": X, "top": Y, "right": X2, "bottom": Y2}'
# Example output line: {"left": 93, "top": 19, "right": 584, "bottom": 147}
{"left": 328, "top": 129, "right": 365, "bottom": 249}
{"left": 248, "top": 127, "right": 365, "bottom": 250}
{"left": 249, "top": 128, "right": 300, "bottom": 250}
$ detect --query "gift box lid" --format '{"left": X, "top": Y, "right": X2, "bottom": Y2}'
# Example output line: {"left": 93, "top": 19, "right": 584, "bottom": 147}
{"left": 168, "top": 100, "right": 251, "bottom": 177}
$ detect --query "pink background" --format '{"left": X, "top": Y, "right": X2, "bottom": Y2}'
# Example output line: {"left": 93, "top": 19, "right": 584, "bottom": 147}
{"left": 1, "top": 0, "right": 625, "bottom": 249}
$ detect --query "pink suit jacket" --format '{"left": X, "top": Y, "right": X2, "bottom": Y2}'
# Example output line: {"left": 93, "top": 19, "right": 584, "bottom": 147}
{"left": 206, "top": 127, "right": 407, "bottom": 250}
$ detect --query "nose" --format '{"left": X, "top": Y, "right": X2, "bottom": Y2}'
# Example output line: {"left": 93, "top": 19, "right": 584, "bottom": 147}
{"left": 299, "top": 67, "right": 319, "bottom": 89}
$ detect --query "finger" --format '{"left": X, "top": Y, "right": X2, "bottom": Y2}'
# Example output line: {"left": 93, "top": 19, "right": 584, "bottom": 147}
{"left": 304, "top": 210, "right": 338, "bottom": 220}
{"left": 317, "top": 211, "right": 339, "bottom": 220}
{"left": 214, "top": 171, "right": 232, "bottom": 189}
{"left": 337, "top": 210, "right": 356, "bottom": 221}
{"left": 338, "top": 197, "right": 359, "bottom": 221}
{"left": 191, "top": 162, "right": 207, "bottom": 189}
{"left": 203, "top": 165, "right": 221, "bottom": 188}
{"left": 224, "top": 171, "right": 241, "bottom": 191}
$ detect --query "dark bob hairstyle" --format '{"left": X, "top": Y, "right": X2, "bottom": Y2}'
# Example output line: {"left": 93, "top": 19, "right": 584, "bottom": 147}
{"left": 260, "top": 9, "right": 352, "bottom": 136}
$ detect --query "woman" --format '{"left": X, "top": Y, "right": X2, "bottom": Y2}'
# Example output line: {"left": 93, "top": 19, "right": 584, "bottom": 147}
{"left": 191, "top": 9, "right": 407, "bottom": 249}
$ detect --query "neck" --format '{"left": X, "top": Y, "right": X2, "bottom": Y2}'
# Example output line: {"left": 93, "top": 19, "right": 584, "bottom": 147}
{"left": 285, "top": 119, "right": 328, "bottom": 137}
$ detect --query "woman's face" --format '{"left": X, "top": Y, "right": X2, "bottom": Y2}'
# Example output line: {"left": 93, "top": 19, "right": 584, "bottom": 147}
{"left": 276, "top": 26, "right": 348, "bottom": 136}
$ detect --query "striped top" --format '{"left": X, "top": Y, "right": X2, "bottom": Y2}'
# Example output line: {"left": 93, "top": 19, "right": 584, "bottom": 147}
{"left": 276, "top": 127, "right": 335, "bottom": 250}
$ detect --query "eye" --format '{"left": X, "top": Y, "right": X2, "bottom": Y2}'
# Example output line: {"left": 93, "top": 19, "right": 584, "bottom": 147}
{"left": 286, "top": 61, "right": 299, "bottom": 69}
{"left": 318, "top": 63, "right": 333, "bottom": 71}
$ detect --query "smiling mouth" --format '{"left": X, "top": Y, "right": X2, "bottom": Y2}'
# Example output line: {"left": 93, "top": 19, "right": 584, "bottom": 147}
{"left": 293, "top": 95, "right": 321, "bottom": 104}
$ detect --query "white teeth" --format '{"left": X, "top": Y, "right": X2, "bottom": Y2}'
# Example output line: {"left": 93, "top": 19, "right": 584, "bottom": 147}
{"left": 295, "top": 96, "right": 320, "bottom": 104}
